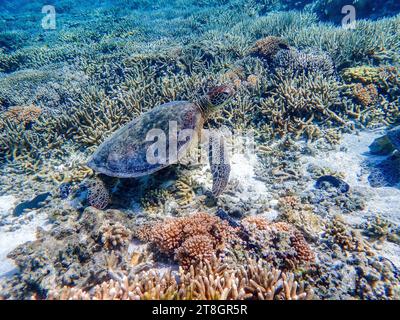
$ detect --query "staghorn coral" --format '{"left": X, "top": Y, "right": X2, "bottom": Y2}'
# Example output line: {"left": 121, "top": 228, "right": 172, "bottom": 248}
{"left": 46, "top": 256, "right": 314, "bottom": 300}
{"left": 99, "top": 221, "right": 132, "bottom": 250}
{"left": 136, "top": 212, "right": 237, "bottom": 268}
{"left": 260, "top": 69, "right": 348, "bottom": 140}
{"left": 174, "top": 175, "right": 198, "bottom": 206}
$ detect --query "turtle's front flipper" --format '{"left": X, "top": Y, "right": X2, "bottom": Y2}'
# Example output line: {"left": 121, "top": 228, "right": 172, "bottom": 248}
{"left": 208, "top": 131, "right": 231, "bottom": 197}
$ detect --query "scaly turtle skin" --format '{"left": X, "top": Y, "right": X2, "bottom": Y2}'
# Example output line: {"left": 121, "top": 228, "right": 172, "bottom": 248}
{"left": 87, "top": 85, "right": 234, "bottom": 201}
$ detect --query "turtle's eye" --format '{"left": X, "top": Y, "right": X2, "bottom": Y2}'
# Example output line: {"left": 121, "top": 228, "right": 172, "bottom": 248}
{"left": 210, "top": 92, "right": 230, "bottom": 106}
{"left": 207, "top": 85, "right": 234, "bottom": 106}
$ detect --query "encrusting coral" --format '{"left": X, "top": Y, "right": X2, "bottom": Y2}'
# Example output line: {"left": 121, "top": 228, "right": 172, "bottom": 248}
{"left": 323, "top": 216, "right": 373, "bottom": 255}
{"left": 352, "top": 83, "right": 379, "bottom": 107}
{"left": 45, "top": 256, "right": 314, "bottom": 300}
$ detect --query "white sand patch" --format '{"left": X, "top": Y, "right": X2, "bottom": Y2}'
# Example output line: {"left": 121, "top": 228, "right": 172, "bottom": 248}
{"left": 302, "top": 130, "right": 400, "bottom": 222}
{"left": 301, "top": 130, "right": 400, "bottom": 268}
{"left": 230, "top": 152, "right": 268, "bottom": 197}
{"left": 0, "top": 195, "right": 17, "bottom": 217}
{"left": 0, "top": 195, "right": 49, "bottom": 278}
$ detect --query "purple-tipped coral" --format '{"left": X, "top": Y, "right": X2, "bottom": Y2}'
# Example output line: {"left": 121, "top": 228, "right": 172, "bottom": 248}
{"left": 272, "top": 48, "right": 335, "bottom": 77}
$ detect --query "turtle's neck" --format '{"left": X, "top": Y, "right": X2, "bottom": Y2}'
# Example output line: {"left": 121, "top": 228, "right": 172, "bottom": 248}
{"left": 195, "top": 95, "right": 213, "bottom": 120}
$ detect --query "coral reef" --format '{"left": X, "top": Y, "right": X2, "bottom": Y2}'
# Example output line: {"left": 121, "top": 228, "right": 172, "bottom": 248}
{"left": 136, "top": 212, "right": 237, "bottom": 268}
{"left": 0, "top": 0, "right": 399, "bottom": 301}
{"left": 0, "top": 104, "right": 41, "bottom": 128}
{"left": 99, "top": 221, "right": 132, "bottom": 250}
{"left": 323, "top": 216, "right": 373, "bottom": 254}
{"left": 45, "top": 256, "right": 314, "bottom": 300}
{"left": 249, "top": 36, "right": 289, "bottom": 61}
{"left": 241, "top": 216, "right": 316, "bottom": 270}
{"left": 362, "top": 216, "right": 400, "bottom": 244}
{"left": 271, "top": 48, "right": 335, "bottom": 77}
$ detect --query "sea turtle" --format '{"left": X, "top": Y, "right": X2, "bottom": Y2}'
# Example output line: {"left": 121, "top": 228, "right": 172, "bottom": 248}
{"left": 87, "top": 85, "right": 235, "bottom": 203}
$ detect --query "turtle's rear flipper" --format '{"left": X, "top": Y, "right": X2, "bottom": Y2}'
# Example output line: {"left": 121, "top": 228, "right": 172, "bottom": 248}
{"left": 208, "top": 131, "right": 231, "bottom": 197}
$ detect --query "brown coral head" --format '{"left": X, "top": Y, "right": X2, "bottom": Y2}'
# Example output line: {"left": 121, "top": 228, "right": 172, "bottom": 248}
{"left": 250, "top": 36, "right": 289, "bottom": 60}
{"left": 206, "top": 85, "right": 235, "bottom": 107}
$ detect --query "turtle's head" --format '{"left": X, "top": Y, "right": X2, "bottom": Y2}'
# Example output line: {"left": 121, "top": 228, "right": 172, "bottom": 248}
{"left": 198, "top": 85, "right": 235, "bottom": 117}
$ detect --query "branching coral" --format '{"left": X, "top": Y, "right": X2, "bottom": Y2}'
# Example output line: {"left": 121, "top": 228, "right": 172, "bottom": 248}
{"left": 241, "top": 216, "right": 315, "bottom": 270}
{"left": 260, "top": 69, "right": 348, "bottom": 140}
{"left": 46, "top": 256, "right": 314, "bottom": 300}
{"left": 136, "top": 212, "right": 237, "bottom": 268}
{"left": 99, "top": 221, "right": 132, "bottom": 250}
{"left": 174, "top": 175, "right": 197, "bottom": 206}
{"left": 323, "top": 216, "right": 373, "bottom": 254}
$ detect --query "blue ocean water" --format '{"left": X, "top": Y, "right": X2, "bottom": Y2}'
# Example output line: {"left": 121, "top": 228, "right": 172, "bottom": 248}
{"left": 0, "top": 0, "right": 399, "bottom": 300}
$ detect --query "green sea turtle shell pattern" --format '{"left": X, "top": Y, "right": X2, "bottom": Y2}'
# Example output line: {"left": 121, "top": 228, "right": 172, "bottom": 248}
{"left": 87, "top": 101, "right": 204, "bottom": 178}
